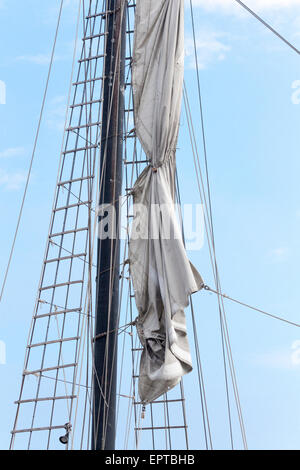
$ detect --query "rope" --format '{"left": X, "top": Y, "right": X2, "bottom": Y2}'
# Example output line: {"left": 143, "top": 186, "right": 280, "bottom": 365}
{"left": 183, "top": 84, "right": 237, "bottom": 449}
{"left": 88, "top": 0, "right": 128, "bottom": 449}
{"left": 0, "top": 0, "right": 65, "bottom": 306}
{"left": 175, "top": 174, "right": 212, "bottom": 450}
{"left": 101, "top": 0, "right": 130, "bottom": 447}
{"left": 189, "top": 1, "right": 248, "bottom": 449}
{"left": 189, "top": 0, "right": 236, "bottom": 449}
{"left": 71, "top": 0, "right": 112, "bottom": 448}
{"left": 93, "top": 321, "right": 135, "bottom": 341}
{"left": 233, "top": 0, "right": 300, "bottom": 56}
{"left": 203, "top": 284, "right": 300, "bottom": 328}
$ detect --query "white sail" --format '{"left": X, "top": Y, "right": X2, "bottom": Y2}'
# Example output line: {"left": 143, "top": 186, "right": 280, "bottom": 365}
{"left": 129, "top": 0, "right": 203, "bottom": 404}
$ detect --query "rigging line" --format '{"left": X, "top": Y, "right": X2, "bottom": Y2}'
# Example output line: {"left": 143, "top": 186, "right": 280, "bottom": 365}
{"left": 188, "top": 2, "right": 248, "bottom": 448}
{"left": 190, "top": 299, "right": 213, "bottom": 449}
{"left": 49, "top": 0, "right": 105, "bottom": 447}
{"left": 87, "top": 2, "right": 126, "bottom": 446}
{"left": 38, "top": 299, "right": 95, "bottom": 319}
{"left": 125, "top": 323, "right": 137, "bottom": 449}
{"left": 41, "top": 373, "right": 91, "bottom": 390}
{"left": 71, "top": 283, "right": 91, "bottom": 449}
{"left": 85, "top": 31, "right": 114, "bottom": 452}
{"left": 124, "top": 326, "right": 136, "bottom": 449}
{"left": 127, "top": 261, "right": 139, "bottom": 446}
{"left": 189, "top": 0, "right": 214, "bottom": 239}
{"left": 49, "top": 239, "right": 95, "bottom": 267}
{"left": 94, "top": 321, "right": 135, "bottom": 340}
{"left": 219, "top": 293, "right": 248, "bottom": 448}
{"left": 79, "top": 291, "right": 91, "bottom": 449}
{"left": 204, "top": 284, "right": 300, "bottom": 328}
{"left": 49, "top": 237, "right": 128, "bottom": 272}
{"left": 187, "top": 28, "right": 236, "bottom": 432}
{"left": 70, "top": 128, "right": 100, "bottom": 148}
{"left": 116, "top": 290, "right": 131, "bottom": 426}
{"left": 185, "top": 92, "right": 247, "bottom": 450}
{"left": 104, "top": 237, "right": 131, "bottom": 437}
{"left": 183, "top": 83, "right": 247, "bottom": 448}
{"left": 124, "top": 134, "right": 140, "bottom": 448}
{"left": 124, "top": 3, "right": 149, "bottom": 450}
{"left": 175, "top": 173, "right": 212, "bottom": 450}
{"left": 47, "top": 184, "right": 89, "bottom": 450}
{"left": 10, "top": 0, "right": 81, "bottom": 449}
{"left": 0, "top": 0, "right": 65, "bottom": 306}
{"left": 10, "top": 0, "right": 82, "bottom": 450}
{"left": 61, "top": 184, "right": 96, "bottom": 212}
{"left": 14, "top": 0, "right": 104, "bottom": 452}
{"left": 98, "top": 1, "right": 129, "bottom": 447}
{"left": 53, "top": 315, "right": 71, "bottom": 417}
{"left": 116, "top": 124, "right": 138, "bottom": 435}
{"left": 80, "top": 35, "right": 105, "bottom": 443}
{"left": 182, "top": 86, "right": 235, "bottom": 448}
{"left": 80, "top": 171, "right": 94, "bottom": 450}
{"left": 72, "top": 208, "right": 105, "bottom": 449}
{"left": 233, "top": 0, "right": 300, "bottom": 56}
{"left": 74, "top": 230, "right": 129, "bottom": 448}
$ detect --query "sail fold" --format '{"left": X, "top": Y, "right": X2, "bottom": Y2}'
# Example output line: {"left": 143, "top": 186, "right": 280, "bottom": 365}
{"left": 129, "top": 0, "right": 203, "bottom": 404}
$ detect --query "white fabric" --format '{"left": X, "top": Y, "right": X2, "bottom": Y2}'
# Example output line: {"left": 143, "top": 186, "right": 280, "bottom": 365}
{"left": 129, "top": 0, "right": 203, "bottom": 404}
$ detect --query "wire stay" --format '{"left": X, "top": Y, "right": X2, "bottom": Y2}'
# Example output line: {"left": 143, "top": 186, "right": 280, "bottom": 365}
{"left": 233, "top": 0, "right": 300, "bottom": 56}
{"left": 203, "top": 284, "right": 300, "bottom": 328}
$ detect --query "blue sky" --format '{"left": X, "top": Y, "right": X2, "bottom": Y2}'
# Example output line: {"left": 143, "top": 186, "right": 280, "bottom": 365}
{"left": 0, "top": 0, "right": 300, "bottom": 450}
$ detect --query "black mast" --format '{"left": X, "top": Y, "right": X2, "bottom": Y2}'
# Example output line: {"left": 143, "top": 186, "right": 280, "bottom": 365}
{"left": 93, "top": 0, "right": 126, "bottom": 451}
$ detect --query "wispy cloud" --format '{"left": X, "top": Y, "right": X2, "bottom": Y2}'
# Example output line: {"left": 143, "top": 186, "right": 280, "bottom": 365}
{"left": 43, "top": 0, "right": 80, "bottom": 26}
{"left": 252, "top": 342, "right": 300, "bottom": 371}
{"left": 185, "top": 31, "right": 231, "bottom": 69}
{"left": 15, "top": 45, "right": 73, "bottom": 66}
{"left": 46, "top": 95, "right": 68, "bottom": 131}
{"left": 293, "top": 16, "right": 300, "bottom": 37}
{"left": 268, "top": 247, "right": 289, "bottom": 262}
{"left": 15, "top": 52, "right": 72, "bottom": 66}
{"left": 16, "top": 54, "right": 53, "bottom": 66}
{"left": 0, "top": 147, "right": 25, "bottom": 159}
{"left": 0, "top": 169, "right": 27, "bottom": 191}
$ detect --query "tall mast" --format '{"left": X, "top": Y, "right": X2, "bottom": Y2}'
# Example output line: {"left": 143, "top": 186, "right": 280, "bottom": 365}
{"left": 92, "top": 0, "right": 126, "bottom": 451}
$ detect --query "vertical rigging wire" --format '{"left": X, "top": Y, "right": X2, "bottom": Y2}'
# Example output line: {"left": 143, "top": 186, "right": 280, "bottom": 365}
{"left": 188, "top": 0, "right": 248, "bottom": 450}
{"left": 0, "top": 0, "right": 65, "bottom": 306}
{"left": 175, "top": 172, "right": 212, "bottom": 450}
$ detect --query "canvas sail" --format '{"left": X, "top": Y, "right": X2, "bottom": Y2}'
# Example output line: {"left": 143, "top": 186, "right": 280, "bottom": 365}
{"left": 129, "top": 0, "right": 203, "bottom": 404}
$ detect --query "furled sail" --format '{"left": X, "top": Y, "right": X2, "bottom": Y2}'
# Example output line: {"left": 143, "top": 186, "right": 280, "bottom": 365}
{"left": 129, "top": 0, "right": 203, "bottom": 404}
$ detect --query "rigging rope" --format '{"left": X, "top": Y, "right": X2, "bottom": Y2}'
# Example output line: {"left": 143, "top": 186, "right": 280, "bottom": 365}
{"left": 175, "top": 173, "right": 213, "bottom": 450}
{"left": 0, "top": 0, "right": 65, "bottom": 306}
{"left": 203, "top": 284, "right": 300, "bottom": 328}
{"left": 189, "top": 0, "right": 300, "bottom": 448}
{"left": 72, "top": 0, "right": 108, "bottom": 442}
{"left": 233, "top": 0, "right": 300, "bottom": 56}
{"left": 183, "top": 83, "right": 246, "bottom": 450}
{"left": 189, "top": 0, "right": 248, "bottom": 450}
{"left": 88, "top": 1, "right": 129, "bottom": 449}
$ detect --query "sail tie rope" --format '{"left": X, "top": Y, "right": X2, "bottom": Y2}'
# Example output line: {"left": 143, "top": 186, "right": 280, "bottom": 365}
{"left": 93, "top": 320, "right": 136, "bottom": 341}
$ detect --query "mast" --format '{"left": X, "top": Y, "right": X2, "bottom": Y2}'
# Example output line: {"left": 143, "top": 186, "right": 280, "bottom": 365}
{"left": 92, "top": 0, "right": 126, "bottom": 451}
